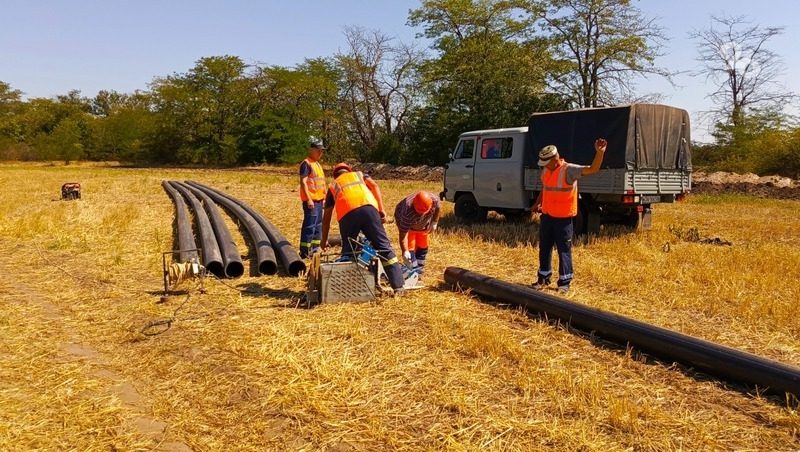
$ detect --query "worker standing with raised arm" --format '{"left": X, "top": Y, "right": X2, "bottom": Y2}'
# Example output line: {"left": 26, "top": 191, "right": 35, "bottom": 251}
{"left": 298, "top": 137, "right": 327, "bottom": 258}
{"left": 320, "top": 163, "right": 405, "bottom": 291}
{"left": 394, "top": 191, "right": 440, "bottom": 279}
{"left": 533, "top": 138, "right": 607, "bottom": 293}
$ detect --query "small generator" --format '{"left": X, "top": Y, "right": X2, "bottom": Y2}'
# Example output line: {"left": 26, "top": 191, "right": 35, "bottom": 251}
{"left": 61, "top": 183, "right": 81, "bottom": 200}
{"left": 304, "top": 237, "right": 422, "bottom": 306}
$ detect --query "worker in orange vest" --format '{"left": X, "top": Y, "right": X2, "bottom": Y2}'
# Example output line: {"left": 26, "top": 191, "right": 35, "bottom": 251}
{"left": 320, "top": 163, "right": 405, "bottom": 291}
{"left": 533, "top": 138, "right": 607, "bottom": 293}
{"left": 298, "top": 137, "right": 327, "bottom": 258}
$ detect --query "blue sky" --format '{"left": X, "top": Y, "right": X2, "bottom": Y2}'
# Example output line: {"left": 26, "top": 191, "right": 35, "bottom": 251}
{"left": 2, "top": 0, "right": 798, "bottom": 142}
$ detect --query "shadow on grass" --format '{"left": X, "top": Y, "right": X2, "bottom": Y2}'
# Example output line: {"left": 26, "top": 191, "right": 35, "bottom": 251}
{"left": 437, "top": 213, "right": 637, "bottom": 248}
{"left": 235, "top": 282, "right": 305, "bottom": 301}
{"left": 432, "top": 278, "right": 797, "bottom": 408}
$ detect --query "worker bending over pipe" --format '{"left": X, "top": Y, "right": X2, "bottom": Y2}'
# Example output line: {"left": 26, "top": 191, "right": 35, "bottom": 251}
{"left": 321, "top": 163, "right": 405, "bottom": 291}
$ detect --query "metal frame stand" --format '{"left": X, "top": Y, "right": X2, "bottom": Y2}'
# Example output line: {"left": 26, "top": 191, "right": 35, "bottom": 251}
{"left": 160, "top": 248, "right": 204, "bottom": 303}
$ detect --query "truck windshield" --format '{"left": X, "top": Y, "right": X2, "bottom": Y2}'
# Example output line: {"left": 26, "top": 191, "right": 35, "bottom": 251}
{"left": 453, "top": 139, "right": 475, "bottom": 160}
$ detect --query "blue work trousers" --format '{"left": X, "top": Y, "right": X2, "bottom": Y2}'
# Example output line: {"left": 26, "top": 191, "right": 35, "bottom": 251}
{"left": 538, "top": 214, "right": 574, "bottom": 288}
{"left": 339, "top": 206, "right": 404, "bottom": 290}
{"left": 299, "top": 200, "right": 323, "bottom": 258}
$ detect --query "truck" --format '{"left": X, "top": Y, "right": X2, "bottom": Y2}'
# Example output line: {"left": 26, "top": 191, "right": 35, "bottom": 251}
{"left": 440, "top": 104, "right": 692, "bottom": 235}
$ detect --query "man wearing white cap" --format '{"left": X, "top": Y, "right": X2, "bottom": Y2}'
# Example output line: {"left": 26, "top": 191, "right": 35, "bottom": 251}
{"left": 533, "top": 138, "right": 607, "bottom": 293}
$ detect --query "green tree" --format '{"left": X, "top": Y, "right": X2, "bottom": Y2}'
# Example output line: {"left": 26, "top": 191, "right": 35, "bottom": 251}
{"left": 535, "top": 0, "right": 671, "bottom": 108}
{"left": 248, "top": 59, "right": 348, "bottom": 162}
{"left": 238, "top": 113, "right": 307, "bottom": 164}
{"left": 336, "top": 26, "right": 422, "bottom": 161}
{"left": 0, "top": 81, "right": 25, "bottom": 158}
{"left": 12, "top": 93, "right": 91, "bottom": 162}
{"left": 691, "top": 15, "right": 794, "bottom": 133}
{"left": 407, "top": 0, "right": 566, "bottom": 164}
{"left": 150, "top": 55, "right": 253, "bottom": 164}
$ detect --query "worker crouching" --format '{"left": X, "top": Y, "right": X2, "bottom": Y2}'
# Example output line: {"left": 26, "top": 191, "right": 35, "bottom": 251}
{"left": 321, "top": 163, "right": 405, "bottom": 291}
{"left": 394, "top": 191, "right": 440, "bottom": 279}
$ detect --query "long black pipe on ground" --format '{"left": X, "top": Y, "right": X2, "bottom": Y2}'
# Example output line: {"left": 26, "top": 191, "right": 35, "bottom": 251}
{"left": 187, "top": 181, "right": 306, "bottom": 277}
{"left": 185, "top": 182, "right": 277, "bottom": 275}
{"left": 169, "top": 181, "right": 224, "bottom": 277}
{"left": 444, "top": 267, "right": 800, "bottom": 398}
{"left": 173, "top": 181, "right": 244, "bottom": 278}
{"left": 161, "top": 181, "right": 198, "bottom": 263}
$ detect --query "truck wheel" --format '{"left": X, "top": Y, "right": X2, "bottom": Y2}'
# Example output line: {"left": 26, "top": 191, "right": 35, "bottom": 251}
{"left": 454, "top": 194, "right": 487, "bottom": 223}
{"left": 625, "top": 210, "right": 642, "bottom": 229}
{"left": 625, "top": 206, "right": 652, "bottom": 230}
{"left": 502, "top": 210, "right": 529, "bottom": 222}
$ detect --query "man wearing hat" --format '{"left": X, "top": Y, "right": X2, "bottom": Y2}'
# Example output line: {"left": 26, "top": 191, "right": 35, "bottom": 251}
{"left": 394, "top": 191, "right": 441, "bottom": 279}
{"left": 298, "top": 137, "right": 327, "bottom": 258}
{"left": 533, "top": 138, "right": 607, "bottom": 293}
{"left": 320, "top": 163, "right": 405, "bottom": 291}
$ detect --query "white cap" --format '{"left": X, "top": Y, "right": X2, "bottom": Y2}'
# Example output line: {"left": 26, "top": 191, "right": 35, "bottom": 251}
{"left": 538, "top": 145, "right": 558, "bottom": 166}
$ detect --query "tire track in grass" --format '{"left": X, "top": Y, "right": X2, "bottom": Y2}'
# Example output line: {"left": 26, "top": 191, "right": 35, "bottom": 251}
{"left": 0, "top": 241, "right": 191, "bottom": 451}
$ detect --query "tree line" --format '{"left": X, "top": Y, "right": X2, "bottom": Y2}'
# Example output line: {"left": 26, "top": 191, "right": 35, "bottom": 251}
{"left": 0, "top": 1, "right": 797, "bottom": 176}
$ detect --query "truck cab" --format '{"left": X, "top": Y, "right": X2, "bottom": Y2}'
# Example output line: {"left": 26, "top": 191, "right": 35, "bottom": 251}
{"left": 443, "top": 127, "right": 531, "bottom": 222}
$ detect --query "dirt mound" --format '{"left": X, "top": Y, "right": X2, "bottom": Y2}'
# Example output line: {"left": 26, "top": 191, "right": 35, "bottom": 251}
{"left": 691, "top": 182, "right": 800, "bottom": 200}
{"left": 693, "top": 171, "right": 796, "bottom": 188}
{"left": 692, "top": 171, "right": 800, "bottom": 199}
{"left": 352, "top": 162, "right": 444, "bottom": 182}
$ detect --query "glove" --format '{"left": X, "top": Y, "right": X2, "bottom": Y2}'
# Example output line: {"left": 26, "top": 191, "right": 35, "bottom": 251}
{"left": 428, "top": 222, "right": 438, "bottom": 233}
{"left": 402, "top": 250, "right": 412, "bottom": 265}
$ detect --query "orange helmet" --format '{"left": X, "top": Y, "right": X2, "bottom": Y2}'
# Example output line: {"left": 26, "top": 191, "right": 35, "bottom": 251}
{"left": 413, "top": 191, "right": 433, "bottom": 214}
{"left": 332, "top": 162, "right": 352, "bottom": 177}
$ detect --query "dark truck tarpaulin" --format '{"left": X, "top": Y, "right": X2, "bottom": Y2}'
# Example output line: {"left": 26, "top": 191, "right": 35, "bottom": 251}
{"left": 525, "top": 104, "right": 692, "bottom": 171}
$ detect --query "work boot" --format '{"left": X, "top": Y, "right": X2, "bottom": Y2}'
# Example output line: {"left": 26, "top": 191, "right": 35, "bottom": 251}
{"left": 532, "top": 277, "right": 550, "bottom": 290}
{"left": 557, "top": 285, "right": 570, "bottom": 295}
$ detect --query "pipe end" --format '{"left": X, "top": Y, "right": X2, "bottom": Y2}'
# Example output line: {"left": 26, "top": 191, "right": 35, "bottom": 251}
{"left": 288, "top": 261, "right": 307, "bottom": 277}
{"left": 259, "top": 261, "right": 278, "bottom": 276}
{"left": 207, "top": 261, "right": 225, "bottom": 278}
{"left": 225, "top": 261, "right": 245, "bottom": 278}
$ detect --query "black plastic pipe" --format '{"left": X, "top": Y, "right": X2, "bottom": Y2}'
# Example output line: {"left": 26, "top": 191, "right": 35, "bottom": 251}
{"left": 169, "top": 181, "right": 224, "bottom": 277}
{"left": 444, "top": 267, "right": 800, "bottom": 398}
{"left": 185, "top": 182, "right": 277, "bottom": 275}
{"left": 175, "top": 182, "right": 244, "bottom": 278}
{"left": 161, "top": 181, "right": 198, "bottom": 263}
{"left": 186, "top": 181, "right": 306, "bottom": 277}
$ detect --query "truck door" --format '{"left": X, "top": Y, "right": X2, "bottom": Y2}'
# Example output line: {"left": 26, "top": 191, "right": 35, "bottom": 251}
{"left": 473, "top": 135, "right": 526, "bottom": 209}
{"left": 445, "top": 137, "right": 477, "bottom": 194}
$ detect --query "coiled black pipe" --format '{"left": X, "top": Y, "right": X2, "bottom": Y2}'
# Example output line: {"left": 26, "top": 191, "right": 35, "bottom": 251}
{"left": 161, "top": 181, "right": 199, "bottom": 263}
{"left": 444, "top": 267, "right": 800, "bottom": 398}
{"left": 185, "top": 183, "right": 277, "bottom": 275}
{"left": 174, "top": 182, "right": 244, "bottom": 278}
{"left": 169, "top": 181, "right": 224, "bottom": 277}
{"left": 186, "top": 181, "right": 306, "bottom": 276}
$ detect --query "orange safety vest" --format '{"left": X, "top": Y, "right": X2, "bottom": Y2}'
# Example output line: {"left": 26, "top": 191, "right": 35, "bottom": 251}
{"left": 300, "top": 158, "right": 326, "bottom": 202}
{"left": 541, "top": 159, "right": 578, "bottom": 218}
{"left": 331, "top": 171, "right": 379, "bottom": 221}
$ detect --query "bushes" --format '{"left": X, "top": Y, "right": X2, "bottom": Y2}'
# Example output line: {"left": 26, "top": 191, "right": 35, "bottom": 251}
{"left": 693, "top": 116, "right": 800, "bottom": 178}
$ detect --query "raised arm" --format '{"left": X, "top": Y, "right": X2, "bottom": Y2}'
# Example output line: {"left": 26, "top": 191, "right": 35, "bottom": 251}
{"left": 581, "top": 138, "right": 607, "bottom": 176}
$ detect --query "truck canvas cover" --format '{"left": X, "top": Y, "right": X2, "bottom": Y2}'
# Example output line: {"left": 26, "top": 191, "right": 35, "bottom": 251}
{"left": 525, "top": 104, "right": 691, "bottom": 171}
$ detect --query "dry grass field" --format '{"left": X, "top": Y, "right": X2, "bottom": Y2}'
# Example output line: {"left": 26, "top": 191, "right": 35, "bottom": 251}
{"left": 1, "top": 162, "right": 799, "bottom": 450}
